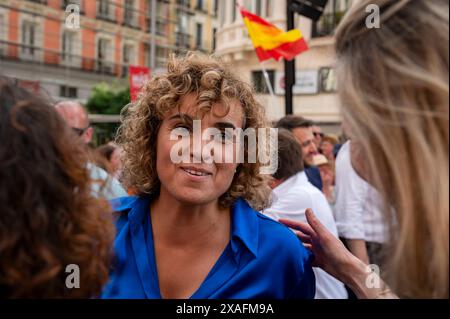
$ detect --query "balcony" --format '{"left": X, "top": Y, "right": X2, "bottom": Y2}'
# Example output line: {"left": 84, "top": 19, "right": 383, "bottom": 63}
{"left": 25, "top": 0, "right": 47, "bottom": 4}
{"left": 123, "top": 5, "right": 141, "bottom": 30}
{"left": 176, "top": 0, "right": 195, "bottom": 15}
{"left": 175, "top": 32, "right": 191, "bottom": 50}
{"left": 195, "top": 1, "right": 208, "bottom": 14}
{"left": 145, "top": 16, "right": 171, "bottom": 36}
{"left": 61, "top": 0, "right": 84, "bottom": 14}
{"left": 96, "top": 59, "right": 116, "bottom": 75}
{"left": 96, "top": 2, "right": 116, "bottom": 23}
{"left": 122, "top": 17, "right": 141, "bottom": 30}
{"left": 0, "top": 40, "right": 123, "bottom": 77}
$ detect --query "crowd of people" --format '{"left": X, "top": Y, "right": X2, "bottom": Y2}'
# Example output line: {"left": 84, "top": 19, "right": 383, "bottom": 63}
{"left": 0, "top": 0, "right": 448, "bottom": 299}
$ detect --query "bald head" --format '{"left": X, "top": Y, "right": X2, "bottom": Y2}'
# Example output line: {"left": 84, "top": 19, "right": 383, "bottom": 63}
{"left": 55, "top": 101, "right": 93, "bottom": 144}
{"left": 55, "top": 101, "right": 89, "bottom": 128}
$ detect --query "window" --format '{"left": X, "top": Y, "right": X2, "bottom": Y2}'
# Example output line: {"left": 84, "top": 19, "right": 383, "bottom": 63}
{"left": 97, "top": 0, "right": 114, "bottom": 21}
{"left": 196, "top": 0, "right": 203, "bottom": 11}
{"left": 212, "top": 28, "right": 217, "bottom": 51}
{"left": 21, "top": 21, "right": 36, "bottom": 56}
{"left": 0, "top": 14, "right": 5, "bottom": 56}
{"left": 220, "top": 0, "right": 225, "bottom": 26}
{"left": 143, "top": 43, "right": 149, "bottom": 68}
{"left": 123, "top": 44, "right": 135, "bottom": 65}
{"left": 255, "top": 0, "right": 262, "bottom": 16}
{"left": 97, "top": 37, "right": 113, "bottom": 73}
{"left": 124, "top": 0, "right": 136, "bottom": 27}
{"left": 122, "top": 43, "right": 135, "bottom": 76}
{"left": 312, "top": 0, "right": 352, "bottom": 38}
{"left": 252, "top": 70, "right": 275, "bottom": 94}
{"left": 265, "top": 0, "right": 273, "bottom": 17}
{"left": 180, "top": 14, "right": 188, "bottom": 30}
{"left": 214, "top": 0, "right": 218, "bottom": 16}
{"left": 98, "top": 38, "right": 110, "bottom": 61}
{"left": 62, "top": 31, "right": 75, "bottom": 62}
{"left": 176, "top": 31, "right": 190, "bottom": 49}
{"left": 195, "top": 23, "right": 203, "bottom": 49}
{"left": 319, "top": 67, "right": 337, "bottom": 93}
{"left": 98, "top": 0, "right": 109, "bottom": 15}
{"left": 61, "top": 0, "right": 83, "bottom": 13}
{"left": 177, "top": 0, "right": 190, "bottom": 9}
{"left": 156, "top": 46, "right": 167, "bottom": 68}
{"left": 60, "top": 85, "right": 78, "bottom": 98}
{"left": 154, "top": 46, "right": 163, "bottom": 68}
{"left": 232, "top": 0, "right": 237, "bottom": 22}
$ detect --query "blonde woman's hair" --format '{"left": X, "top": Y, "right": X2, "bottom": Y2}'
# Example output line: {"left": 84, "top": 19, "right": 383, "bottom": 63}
{"left": 335, "top": 0, "right": 449, "bottom": 298}
{"left": 116, "top": 53, "right": 271, "bottom": 211}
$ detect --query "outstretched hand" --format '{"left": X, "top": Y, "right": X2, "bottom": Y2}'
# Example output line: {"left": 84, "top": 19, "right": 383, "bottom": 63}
{"left": 279, "top": 209, "right": 361, "bottom": 283}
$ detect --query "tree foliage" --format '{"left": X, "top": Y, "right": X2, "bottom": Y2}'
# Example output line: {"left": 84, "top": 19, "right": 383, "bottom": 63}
{"left": 86, "top": 83, "right": 130, "bottom": 115}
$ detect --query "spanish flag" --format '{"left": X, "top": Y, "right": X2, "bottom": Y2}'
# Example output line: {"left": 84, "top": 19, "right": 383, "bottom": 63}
{"left": 240, "top": 7, "right": 308, "bottom": 62}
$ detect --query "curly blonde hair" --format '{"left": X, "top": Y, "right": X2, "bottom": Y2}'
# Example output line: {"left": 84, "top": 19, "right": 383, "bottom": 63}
{"left": 117, "top": 53, "right": 272, "bottom": 210}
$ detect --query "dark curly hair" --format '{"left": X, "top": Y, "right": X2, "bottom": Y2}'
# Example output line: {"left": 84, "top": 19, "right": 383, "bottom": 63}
{"left": 0, "top": 78, "right": 115, "bottom": 298}
{"left": 116, "top": 53, "right": 272, "bottom": 210}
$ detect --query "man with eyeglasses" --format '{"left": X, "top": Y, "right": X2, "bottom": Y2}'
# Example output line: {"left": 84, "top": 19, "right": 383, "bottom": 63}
{"left": 276, "top": 116, "right": 323, "bottom": 191}
{"left": 54, "top": 101, "right": 93, "bottom": 144}
{"left": 55, "top": 101, "right": 128, "bottom": 200}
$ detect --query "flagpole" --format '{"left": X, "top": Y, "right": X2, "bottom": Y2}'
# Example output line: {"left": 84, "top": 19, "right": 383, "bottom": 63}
{"left": 260, "top": 60, "right": 281, "bottom": 121}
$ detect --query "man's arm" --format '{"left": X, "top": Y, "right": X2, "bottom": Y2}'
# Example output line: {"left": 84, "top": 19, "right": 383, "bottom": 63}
{"left": 345, "top": 239, "right": 370, "bottom": 265}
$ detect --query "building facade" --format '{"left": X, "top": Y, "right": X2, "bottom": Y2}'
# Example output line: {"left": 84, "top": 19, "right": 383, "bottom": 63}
{"left": 0, "top": 0, "right": 217, "bottom": 103}
{"left": 215, "top": 0, "right": 355, "bottom": 132}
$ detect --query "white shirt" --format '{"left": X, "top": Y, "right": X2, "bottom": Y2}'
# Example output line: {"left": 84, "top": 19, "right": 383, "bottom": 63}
{"left": 88, "top": 163, "right": 128, "bottom": 200}
{"left": 334, "top": 141, "right": 389, "bottom": 244}
{"left": 262, "top": 171, "right": 348, "bottom": 299}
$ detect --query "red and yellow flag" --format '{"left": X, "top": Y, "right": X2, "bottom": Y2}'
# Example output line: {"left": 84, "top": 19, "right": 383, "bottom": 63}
{"left": 240, "top": 7, "right": 308, "bottom": 62}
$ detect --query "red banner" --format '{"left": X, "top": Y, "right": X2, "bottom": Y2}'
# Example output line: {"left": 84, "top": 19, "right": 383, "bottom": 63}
{"left": 129, "top": 65, "right": 150, "bottom": 102}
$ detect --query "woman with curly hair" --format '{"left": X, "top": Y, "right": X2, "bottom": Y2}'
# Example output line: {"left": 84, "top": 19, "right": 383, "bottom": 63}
{"left": 0, "top": 78, "right": 115, "bottom": 298}
{"left": 101, "top": 54, "right": 315, "bottom": 299}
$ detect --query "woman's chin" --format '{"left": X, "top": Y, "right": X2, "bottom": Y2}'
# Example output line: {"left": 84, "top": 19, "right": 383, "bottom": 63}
{"left": 169, "top": 189, "right": 219, "bottom": 207}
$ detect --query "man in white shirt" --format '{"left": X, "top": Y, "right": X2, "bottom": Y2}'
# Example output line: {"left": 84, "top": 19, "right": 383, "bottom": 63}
{"left": 262, "top": 129, "right": 348, "bottom": 299}
{"left": 55, "top": 101, "right": 128, "bottom": 200}
{"left": 333, "top": 141, "right": 389, "bottom": 267}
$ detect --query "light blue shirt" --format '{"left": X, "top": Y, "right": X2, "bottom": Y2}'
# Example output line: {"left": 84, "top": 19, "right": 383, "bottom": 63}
{"left": 87, "top": 163, "right": 128, "bottom": 200}
{"left": 101, "top": 196, "right": 315, "bottom": 299}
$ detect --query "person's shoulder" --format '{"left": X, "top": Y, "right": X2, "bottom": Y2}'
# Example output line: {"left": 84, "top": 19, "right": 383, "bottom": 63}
{"left": 110, "top": 196, "right": 139, "bottom": 214}
{"left": 256, "top": 212, "right": 307, "bottom": 254}
{"left": 302, "top": 181, "right": 326, "bottom": 201}
{"left": 335, "top": 141, "right": 350, "bottom": 164}
{"left": 255, "top": 211, "right": 314, "bottom": 287}
{"left": 109, "top": 196, "right": 140, "bottom": 235}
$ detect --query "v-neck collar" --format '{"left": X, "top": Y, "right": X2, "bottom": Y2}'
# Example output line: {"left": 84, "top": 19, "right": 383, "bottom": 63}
{"left": 127, "top": 196, "right": 260, "bottom": 299}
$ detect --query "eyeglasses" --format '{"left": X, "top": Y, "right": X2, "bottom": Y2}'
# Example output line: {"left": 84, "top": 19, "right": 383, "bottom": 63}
{"left": 313, "top": 132, "right": 324, "bottom": 138}
{"left": 72, "top": 126, "right": 89, "bottom": 136}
